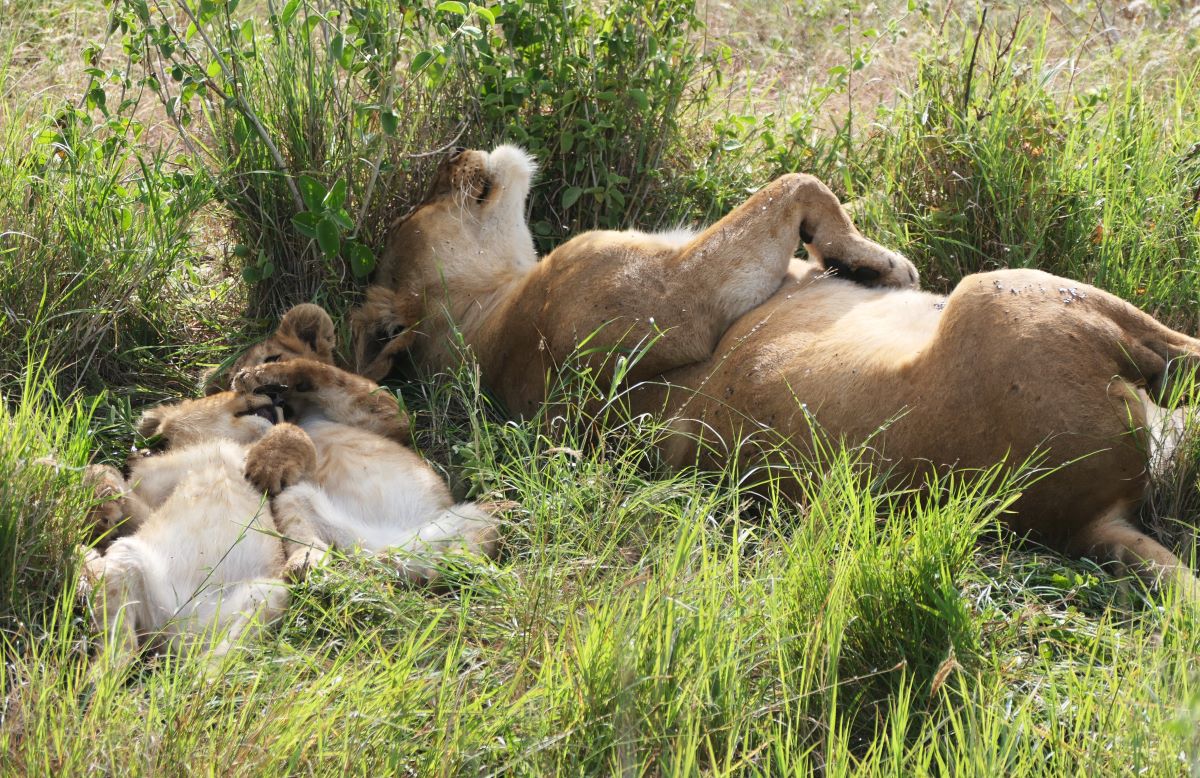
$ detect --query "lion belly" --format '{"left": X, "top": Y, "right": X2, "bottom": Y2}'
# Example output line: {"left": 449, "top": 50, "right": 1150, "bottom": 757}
{"left": 301, "top": 418, "right": 454, "bottom": 550}
{"left": 119, "top": 442, "right": 285, "bottom": 643}
{"left": 663, "top": 267, "right": 1154, "bottom": 538}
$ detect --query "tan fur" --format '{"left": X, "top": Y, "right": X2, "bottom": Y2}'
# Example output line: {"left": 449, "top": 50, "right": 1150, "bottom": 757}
{"left": 230, "top": 355, "right": 500, "bottom": 582}
{"left": 231, "top": 302, "right": 337, "bottom": 374}
{"left": 352, "top": 145, "right": 918, "bottom": 404}
{"left": 80, "top": 392, "right": 320, "bottom": 659}
{"left": 352, "top": 144, "right": 1200, "bottom": 600}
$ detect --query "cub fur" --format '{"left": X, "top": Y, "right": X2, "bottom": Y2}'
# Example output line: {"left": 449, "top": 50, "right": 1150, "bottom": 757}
{"left": 348, "top": 144, "right": 1200, "bottom": 601}
{"left": 229, "top": 305, "right": 499, "bottom": 581}
{"left": 80, "top": 392, "right": 321, "bottom": 658}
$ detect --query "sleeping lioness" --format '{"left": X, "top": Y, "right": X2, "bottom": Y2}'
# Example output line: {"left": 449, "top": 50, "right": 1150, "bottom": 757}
{"left": 344, "top": 145, "right": 1200, "bottom": 598}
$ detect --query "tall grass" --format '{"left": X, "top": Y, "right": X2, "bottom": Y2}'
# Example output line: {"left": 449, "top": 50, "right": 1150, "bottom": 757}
{"left": 0, "top": 49, "right": 223, "bottom": 397}
{"left": 0, "top": 369, "right": 96, "bottom": 650}
{"left": 854, "top": 17, "right": 1200, "bottom": 326}
{"left": 3, "top": 374, "right": 1196, "bottom": 772}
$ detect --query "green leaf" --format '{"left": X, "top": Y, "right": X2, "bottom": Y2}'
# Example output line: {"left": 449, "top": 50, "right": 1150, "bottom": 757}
{"left": 298, "top": 175, "right": 327, "bottom": 212}
{"left": 349, "top": 242, "right": 375, "bottom": 279}
{"left": 324, "top": 178, "right": 347, "bottom": 211}
{"left": 561, "top": 186, "right": 583, "bottom": 210}
{"left": 87, "top": 86, "right": 106, "bottom": 113}
{"left": 560, "top": 130, "right": 573, "bottom": 153}
{"left": 206, "top": 61, "right": 223, "bottom": 78}
{"left": 330, "top": 33, "right": 345, "bottom": 67}
{"left": 475, "top": 5, "right": 496, "bottom": 24}
{"left": 291, "top": 212, "right": 319, "bottom": 239}
{"left": 436, "top": 1, "right": 468, "bottom": 14}
{"left": 280, "top": 0, "right": 301, "bottom": 26}
{"left": 628, "top": 88, "right": 648, "bottom": 111}
{"left": 316, "top": 216, "right": 341, "bottom": 258}
{"left": 410, "top": 50, "right": 433, "bottom": 73}
{"left": 381, "top": 109, "right": 398, "bottom": 136}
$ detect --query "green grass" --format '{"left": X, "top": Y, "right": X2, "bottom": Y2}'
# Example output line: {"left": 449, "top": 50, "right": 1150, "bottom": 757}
{"left": 3, "top": 1, "right": 1200, "bottom": 774}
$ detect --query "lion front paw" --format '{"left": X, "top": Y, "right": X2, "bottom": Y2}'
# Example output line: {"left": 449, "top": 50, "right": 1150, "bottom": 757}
{"left": 244, "top": 424, "right": 317, "bottom": 496}
{"left": 83, "top": 465, "right": 133, "bottom": 538}
{"left": 232, "top": 361, "right": 324, "bottom": 399}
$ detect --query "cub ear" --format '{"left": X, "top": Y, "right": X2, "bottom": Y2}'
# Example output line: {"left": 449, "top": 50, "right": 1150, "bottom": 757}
{"left": 278, "top": 303, "right": 336, "bottom": 362}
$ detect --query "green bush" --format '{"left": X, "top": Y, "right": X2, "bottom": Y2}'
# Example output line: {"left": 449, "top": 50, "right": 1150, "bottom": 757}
{"left": 106, "top": 0, "right": 735, "bottom": 314}
{"left": 0, "top": 61, "right": 216, "bottom": 395}
{"left": 855, "top": 20, "right": 1200, "bottom": 326}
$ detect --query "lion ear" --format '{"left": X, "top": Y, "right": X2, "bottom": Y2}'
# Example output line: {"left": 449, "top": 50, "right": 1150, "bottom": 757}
{"left": 278, "top": 303, "right": 336, "bottom": 361}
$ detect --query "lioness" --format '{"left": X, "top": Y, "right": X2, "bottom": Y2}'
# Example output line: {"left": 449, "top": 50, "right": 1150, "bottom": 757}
{"left": 347, "top": 145, "right": 1200, "bottom": 598}
{"left": 81, "top": 392, "right": 321, "bottom": 658}
{"left": 227, "top": 303, "right": 500, "bottom": 581}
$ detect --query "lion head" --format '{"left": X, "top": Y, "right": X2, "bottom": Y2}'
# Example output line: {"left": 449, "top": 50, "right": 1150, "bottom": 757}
{"left": 137, "top": 391, "right": 282, "bottom": 451}
{"left": 352, "top": 145, "right": 539, "bottom": 379}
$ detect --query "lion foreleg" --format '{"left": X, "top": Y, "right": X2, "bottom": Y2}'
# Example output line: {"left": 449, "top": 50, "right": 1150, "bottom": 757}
{"left": 235, "top": 360, "right": 411, "bottom": 445}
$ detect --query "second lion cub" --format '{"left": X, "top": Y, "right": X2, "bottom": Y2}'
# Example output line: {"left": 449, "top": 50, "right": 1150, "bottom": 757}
{"left": 230, "top": 317, "right": 499, "bottom": 581}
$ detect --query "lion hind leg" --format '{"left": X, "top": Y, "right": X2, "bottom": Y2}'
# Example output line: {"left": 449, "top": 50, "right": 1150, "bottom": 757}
{"left": 673, "top": 173, "right": 917, "bottom": 329}
{"left": 269, "top": 482, "right": 334, "bottom": 581}
{"left": 208, "top": 578, "right": 291, "bottom": 659}
{"left": 86, "top": 541, "right": 150, "bottom": 658}
{"left": 1068, "top": 505, "right": 1200, "bottom": 603}
{"left": 380, "top": 502, "right": 501, "bottom": 585}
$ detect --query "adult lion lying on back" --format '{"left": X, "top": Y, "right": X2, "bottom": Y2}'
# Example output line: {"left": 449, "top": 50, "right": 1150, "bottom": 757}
{"left": 337, "top": 145, "right": 1200, "bottom": 599}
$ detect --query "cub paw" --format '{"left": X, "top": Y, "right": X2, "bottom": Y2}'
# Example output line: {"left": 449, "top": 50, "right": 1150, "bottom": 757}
{"left": 283, "top": 545, "right": 327, "bottom": 583}
{"left": 83, "top": 464, "right": 132, "bottom": 538}
{"left": 76, "top": 545, "right": 103, "bottom": 601}
{"left": 244, "top": 424, "right": 317, "bottom": 496}
{"left": 232, "top": 361, "right": 320, "bottom": 398}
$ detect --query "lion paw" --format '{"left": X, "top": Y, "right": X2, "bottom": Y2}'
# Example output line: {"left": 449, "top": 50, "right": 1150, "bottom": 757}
{"left": 283, "top": 545, "right": 327, "bottom": 583}
{"left": 244, "top": 424, "right": 317, "bottom": 496}
{"left": 83, "top": 465, "right": 133, "bottom": 537}
{"left": 233, "top": 361, "right": 320, "bottom": 398}
{"left": 811, "top": 235, "right": 919, "bottom": 289}
{"left": 76, "top": 544, "right": 103, "bottom": 601}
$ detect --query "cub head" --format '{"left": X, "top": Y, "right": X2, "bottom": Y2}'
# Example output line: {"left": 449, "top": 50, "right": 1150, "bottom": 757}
{"left": 205, "top": 303, "right": 337, "bottom": 394}
{"left": 136, "top": 392, "right": 282, "bottom": 451}
{"left": 352, "top": 145, "right": 538, "bottom": 377}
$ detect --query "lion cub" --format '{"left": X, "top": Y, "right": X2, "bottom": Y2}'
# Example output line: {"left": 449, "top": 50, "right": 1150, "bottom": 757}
{"left": 229, "top": 303, "right": 500, "bottom": 581}
{"left": 81, "top": 392, "right": 321, "bottom": 658}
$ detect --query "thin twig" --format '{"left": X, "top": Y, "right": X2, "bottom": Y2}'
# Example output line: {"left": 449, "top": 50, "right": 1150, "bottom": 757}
{"left": 171, "top": 0, "right": 304, "bottom": 212}
{"left": 962, "top": 6, "right": 989, "bottom": 119}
